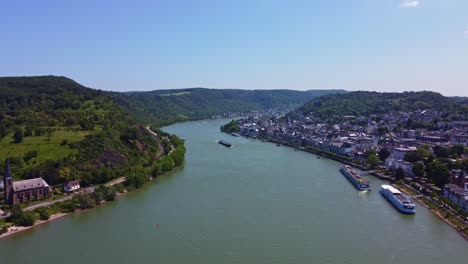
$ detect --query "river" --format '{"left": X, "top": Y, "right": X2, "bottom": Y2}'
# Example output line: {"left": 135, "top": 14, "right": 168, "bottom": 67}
{"left": 0, "top": 119, "right": 466, "bottom": 263}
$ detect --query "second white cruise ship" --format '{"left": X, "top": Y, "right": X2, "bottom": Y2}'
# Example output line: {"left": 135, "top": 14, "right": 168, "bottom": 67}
{"left": 380, "top": 185, "right": 416, "bottom": 214}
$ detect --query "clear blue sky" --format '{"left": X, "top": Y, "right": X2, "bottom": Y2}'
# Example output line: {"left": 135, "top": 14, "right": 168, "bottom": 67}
{"left": 1, "top": 0, "right": 467, "bottom": 96}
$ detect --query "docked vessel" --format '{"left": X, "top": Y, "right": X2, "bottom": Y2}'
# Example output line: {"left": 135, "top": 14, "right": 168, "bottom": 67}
{"left": 218, "top": 140, "right": 232, "bottom": 147}
{"left": 380, "top": 185, "right": 416, "bottom": 214}
{"left": 339, "top": 165, "right": 371, "bottom": 191}
{"left": 231, "top": 132, "right": 240, "bottom": 137}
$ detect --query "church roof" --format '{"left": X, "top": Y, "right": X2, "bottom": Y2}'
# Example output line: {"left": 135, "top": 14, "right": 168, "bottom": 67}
{"left": 12, "top": 178, "right": 49, "bottom": 192}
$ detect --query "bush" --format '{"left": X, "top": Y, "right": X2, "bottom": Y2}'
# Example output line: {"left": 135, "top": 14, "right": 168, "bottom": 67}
{"left": 23, "top": 150, "right": 38, "bottom": 162}
{"left": 0, "top": 225, "right": 9, "bottom": 235}
{"left": 94, "top": 186, "right": 117, "bottom": 201}
{"left": 35, "top": 207, "right": 51, "bottom": 220}
{"left": 77, "top": 193, "right": 97, "bottom": 209}
{"left": 13, "top": 128, "right": 24, "bottom": 143}
{"left": 60, "top": 139, "right": 68, "bottom": 146}
{"left": 15, "top": 211, "right": 36, "bottom": 226}
{"left": 60, "top": 200, "right": 78, "bottom": 213}
{"left": 125, "top": 173, "right": 148, "bottom": 189}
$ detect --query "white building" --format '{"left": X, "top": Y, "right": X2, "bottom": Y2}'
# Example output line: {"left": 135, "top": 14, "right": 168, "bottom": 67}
{"left": 443, "top": 184, "right": 468, "bottom": 212}
{"left": 392, "top": 147, "right": 417, "bottom": 160}
{"left": 385, "top": 158, "right": 414, "bottom": 177}
{"left": 64, "top": 180, "right": 80, "bottom": 193}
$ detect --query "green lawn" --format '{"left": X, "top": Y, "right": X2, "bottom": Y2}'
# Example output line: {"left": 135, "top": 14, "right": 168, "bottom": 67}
{"left": 0, "top": 127, "right": 96, "bottom": 163}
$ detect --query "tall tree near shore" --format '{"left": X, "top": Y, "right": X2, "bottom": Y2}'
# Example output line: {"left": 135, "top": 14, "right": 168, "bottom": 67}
{"left": 412, "top": 162, "right": 425, "bottom": 178}
{"left": 426, "top": 161, "right": 451, "bottom": 188}
{"left": 368, "top": 153, "right": 380, "bottom": 169}
{"left": 378, "top": 148, "right": 390, "bottom": 161}
{"left": 395, "top": 168, "right": 406, "bottom": 181}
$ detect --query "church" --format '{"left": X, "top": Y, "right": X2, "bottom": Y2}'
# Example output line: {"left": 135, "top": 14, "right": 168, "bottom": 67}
{"left": 3, "top": 160, "right": 52, "bottom": 205}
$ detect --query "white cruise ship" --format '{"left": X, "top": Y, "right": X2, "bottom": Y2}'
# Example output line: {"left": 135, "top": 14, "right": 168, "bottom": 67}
{"left": 380, "top": 185, "right": 416, "bottom": 214}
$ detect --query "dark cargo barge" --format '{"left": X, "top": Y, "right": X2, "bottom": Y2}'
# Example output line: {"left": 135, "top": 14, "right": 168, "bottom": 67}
{"left": 218, "top": 140, "right": 232, "bottom": 147}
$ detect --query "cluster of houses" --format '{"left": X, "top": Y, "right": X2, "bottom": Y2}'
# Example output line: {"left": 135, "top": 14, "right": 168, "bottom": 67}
{"left": 444, "top": 184, "right": 468, "bottom": 212}
{"left": 1, "top": 160, "right": 81, "bottom": 205}
{"left": 232, "top": 109, "right": 468, "bottom": 211}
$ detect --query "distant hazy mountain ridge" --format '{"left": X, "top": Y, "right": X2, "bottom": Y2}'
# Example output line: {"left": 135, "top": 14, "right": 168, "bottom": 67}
{"left": 110, "top": 88, "right": 347, "bottom": 126}
{"left": 294, "top": 91, "right": 464, "bottom": 118}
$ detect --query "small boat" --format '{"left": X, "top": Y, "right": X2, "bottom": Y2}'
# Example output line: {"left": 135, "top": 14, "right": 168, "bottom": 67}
{"left": 276, "top": 144, "right": 281, "bottom": 146}
{"left": 316, "top": 156, "right": 321, "bottom": 159}
{"left": 231, "top": 132, "right": 240, "bottom": 137}
{"left": 218, "top": 140, "right": 232, "bottom": 147}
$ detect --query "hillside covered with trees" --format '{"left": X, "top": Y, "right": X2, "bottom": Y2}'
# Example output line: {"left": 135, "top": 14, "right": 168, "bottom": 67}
{"left": 295, "top": 91, "right": 466, "bottom": 118}
{"left": 0, "top": 76, "right": 184, "bottom": 188}
{"left": 111, "top": 88, "right": 346, "bottom": 126}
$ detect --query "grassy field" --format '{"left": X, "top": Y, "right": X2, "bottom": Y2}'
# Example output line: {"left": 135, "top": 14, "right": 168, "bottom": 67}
{"left": 0, "top": 127, "right": 97, "bottom": 164}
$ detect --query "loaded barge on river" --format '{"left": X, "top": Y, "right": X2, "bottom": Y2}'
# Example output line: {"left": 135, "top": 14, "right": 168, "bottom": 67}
{"left": 339, "top": 165, "right": 371, "bottom": 191}
{"left": 218, "top": 140, "right": 232, "bottom": 147}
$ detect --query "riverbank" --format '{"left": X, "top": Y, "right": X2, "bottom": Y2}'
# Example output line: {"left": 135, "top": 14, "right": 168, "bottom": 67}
{"left": 0, "top": 213, "right": 68, "bottom": 240}
{"left": 230, "top": 133, "right": 468, "bottom": 242}
{"left": 392, "top": 182, "right": 468, "bottom": 242}
{"left": 0, "top": 166, "right": 181, "bottom": 240}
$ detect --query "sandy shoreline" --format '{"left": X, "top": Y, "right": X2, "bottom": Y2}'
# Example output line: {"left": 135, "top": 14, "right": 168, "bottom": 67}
{"left": 0, "top": 179, "right": 144, "bottom": 240}
{"left": 0, "top": 213, "right": 69, "bottom": 240}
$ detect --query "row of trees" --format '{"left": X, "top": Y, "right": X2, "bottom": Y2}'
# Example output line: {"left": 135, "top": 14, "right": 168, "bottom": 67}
{"left": 125, "top": 134, "right": 186, "bottom": 189}
{"left": 403, "top": 145, "right": 468, "bottom": 188}
{"left": 7, "top": 205, "right": 52, "bottom": 227}
{"left": 10, "top": 126, "right": 54, "bottom": 143}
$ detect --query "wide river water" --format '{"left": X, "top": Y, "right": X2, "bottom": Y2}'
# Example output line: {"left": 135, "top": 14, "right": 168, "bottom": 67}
{"left": 1, "top": 119, "right": 467, "bottom": 263}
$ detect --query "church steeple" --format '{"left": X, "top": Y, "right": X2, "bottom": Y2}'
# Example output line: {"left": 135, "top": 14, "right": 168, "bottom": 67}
{"left": 4, "top": 159, "right": 14, "bottom": 205}
{"left": 5, "top": 159, "right": 13, "bottom": 180}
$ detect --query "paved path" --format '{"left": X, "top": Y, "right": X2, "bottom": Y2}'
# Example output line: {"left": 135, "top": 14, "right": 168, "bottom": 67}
{"left": 23, "top": 187, "right": 95, "bottom": 212}
{"left": 105, "top": 177, "right": 126, "bottom": 187}
{"left": 146, "top": 127, "right": 167, "bottom": 159}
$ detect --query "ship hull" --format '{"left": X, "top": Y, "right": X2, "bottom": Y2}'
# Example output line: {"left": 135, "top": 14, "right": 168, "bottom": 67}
{"left": 380, "top": 188, "right": 416, "bottom": 214}
{"left": 339, "top": 166, "right": 372, "bottom": 191}
{"left": 218, "top": 140, "right": 232, "bottom": 147}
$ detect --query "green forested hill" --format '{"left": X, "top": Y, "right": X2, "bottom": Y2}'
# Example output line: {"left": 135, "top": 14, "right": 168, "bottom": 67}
{"left": 110, "top": 88, "right": 346, "bottom": 126}
{"left": 0, "top": 76, "right": 166, "bottom": 187}
{"left": 295, "top": 91, "right": 463, "bottom": 118}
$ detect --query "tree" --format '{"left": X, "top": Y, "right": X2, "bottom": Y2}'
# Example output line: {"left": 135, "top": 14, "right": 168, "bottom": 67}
{"left": 0, "top": 124, "right": 6, "bottom": 138}
{"left": 59, "top": 167, "right": 71, "bottom": 180}
{"left": 433, "top": 146, "right": 450, "bottom": 158}
{"left": 426, "top": 161, "right": 450, "bottom": 188}
{"left": 24, "top": 126, "right": 33, "bottom": 137}
{"left": 77, "top": 193, "right": 97, "bottom": 209}
{"left": 45, "top": 128, "right": 54, "bottom": 141}
{"left": 412, "top": 162, "right": 425, "bottom": 178}
{"left": 13, "top": 128, "right": 24, "bottom": 143}
{"left": 35, "top": 207, "right": 51, "bottom": 220}
{"left": 378, "top": 148, "right": 390, "bottom": 161}
{"left": 9, "top": 205, "right": 36, "bottom": 226}
{"left": 404, "top": 147, "right": 430, "bottom": 163}
{"left": 395, "top": 167, "right": 406, "bottom": 181}
{"left": 451, "top": 145, "right": 465, "bottom": 156}
{"left": 378, "top": 126, "right": 389, "bottom": 135}
{"left": 368, "top": 153, "right": 380, "bottom": 169}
